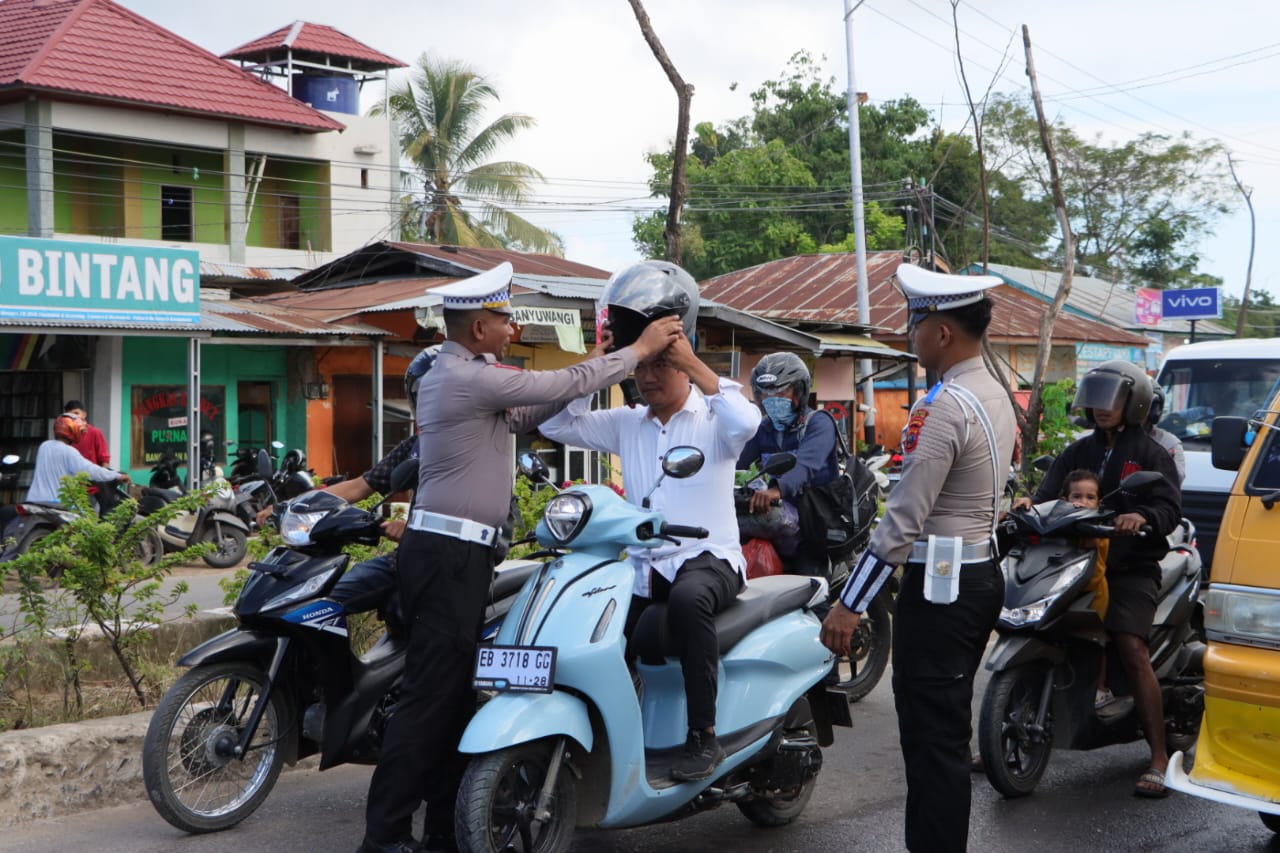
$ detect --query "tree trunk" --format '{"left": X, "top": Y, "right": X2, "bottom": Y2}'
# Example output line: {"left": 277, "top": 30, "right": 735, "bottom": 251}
{"left": 1020, "top": 25, "right": 1076, "bottom": 473}
{"left": 627, "top": 0, "right": 693, "bottom": 264}
{"left": 1227, "top": 154, "right": 1256, "bottom": 337}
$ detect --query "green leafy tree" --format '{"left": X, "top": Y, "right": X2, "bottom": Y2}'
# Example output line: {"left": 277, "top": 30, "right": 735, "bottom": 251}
{"left": 983, "top": 95, "right": 1234, "bottom": 283}
{"left": 373, "top": 54, "right": 559, "bottom": 253}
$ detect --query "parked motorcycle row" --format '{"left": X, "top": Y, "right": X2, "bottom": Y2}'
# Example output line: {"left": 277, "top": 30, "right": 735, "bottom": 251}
{"left": 141, "top": 442, "right": 1207, "bottom": 852}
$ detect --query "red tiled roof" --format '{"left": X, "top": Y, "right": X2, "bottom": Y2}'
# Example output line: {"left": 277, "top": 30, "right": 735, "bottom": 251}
{"left": 700, "top": 253, "right": 1149, "bottom": 347}
{"left": 0, "top": 0, "right": 343, "bottom": 132}
{"left": 222, "top": 21, "right": 406, "bottom": 70}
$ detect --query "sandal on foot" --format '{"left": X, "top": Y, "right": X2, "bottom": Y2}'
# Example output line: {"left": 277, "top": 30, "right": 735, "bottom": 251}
{"left": 1134, "top": 768, "right": 1170, "bottom": 798}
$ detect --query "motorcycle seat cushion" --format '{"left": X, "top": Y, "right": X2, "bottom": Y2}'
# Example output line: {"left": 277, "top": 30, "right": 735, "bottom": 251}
{"left": 142, "top": 486, "right": 182, "bottom": 500}
{"left": 631, "top": 574, "right": 820, "bottom": 663}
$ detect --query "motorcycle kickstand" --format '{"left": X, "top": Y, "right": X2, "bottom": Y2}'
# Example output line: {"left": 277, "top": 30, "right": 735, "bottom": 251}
{"left": 533, "top": 737, "right": 569, "bottom": 823}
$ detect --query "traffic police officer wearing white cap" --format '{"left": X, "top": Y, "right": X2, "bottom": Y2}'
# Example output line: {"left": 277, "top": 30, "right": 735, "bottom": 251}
{"left": 360, "top": 262, "right": 682, "bottom": 853}
{"left": 821, "top": 263, "right": 1016, "bottom": 853}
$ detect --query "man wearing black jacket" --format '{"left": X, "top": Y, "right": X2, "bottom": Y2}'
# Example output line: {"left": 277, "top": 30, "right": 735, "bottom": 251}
{"left": 1024, "top": 360, "right": 1181, "bottom": 797}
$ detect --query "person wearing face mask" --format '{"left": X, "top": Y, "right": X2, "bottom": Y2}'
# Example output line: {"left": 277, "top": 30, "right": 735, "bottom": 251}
{"left": 737, "top": 352, "right": 838, "bottom": 571}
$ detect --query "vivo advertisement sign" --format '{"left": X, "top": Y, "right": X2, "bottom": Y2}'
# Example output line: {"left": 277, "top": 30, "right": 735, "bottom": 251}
{"left": 0, "top": 236, "right": 201, "bottom": 325}
{"left": 1161, "top": 287, "right": 1221, "bottom": 321}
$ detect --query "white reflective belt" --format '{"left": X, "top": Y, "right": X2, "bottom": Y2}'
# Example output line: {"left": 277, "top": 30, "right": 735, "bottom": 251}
{"left": 408, "top": 509, "right": 497, "bottom": 547}
{"left": 908, "top": 539, "right": 993, "bottom": 564}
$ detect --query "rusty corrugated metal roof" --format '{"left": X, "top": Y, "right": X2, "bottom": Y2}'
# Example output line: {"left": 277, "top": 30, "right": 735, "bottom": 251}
{"left": 701, "top": 253, "right": 1149, "bottom": 346}
{"left": 254, "top": 277, "right": 445, "bottom": 321}
{"left": 200, "top": 260, "right": 306, "bottom": 281}
{"left": 206, "top": 298, "right": 387, "bottom": 335}
{"left": 385, "top": 243, "right": 611, "bottom": 279}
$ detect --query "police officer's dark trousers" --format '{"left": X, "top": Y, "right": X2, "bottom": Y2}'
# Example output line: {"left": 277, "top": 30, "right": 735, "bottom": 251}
{"left": 364, "top": 529, "right": 493, "bottom": 844}
{"left": 892, "top": 559, "right": 1003, "bottom": 853}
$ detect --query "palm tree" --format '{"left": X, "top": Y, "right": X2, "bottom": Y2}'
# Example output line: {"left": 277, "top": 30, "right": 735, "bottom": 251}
{"left": 373, "top": 54, "right": 559, "bottom": 254}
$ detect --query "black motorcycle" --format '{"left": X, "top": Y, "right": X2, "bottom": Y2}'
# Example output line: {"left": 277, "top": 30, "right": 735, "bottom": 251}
{"left": 735, "top": 453, "right": 892, "bottom": 703}
{"left": 977, "top": 471, "right": 1205, "bottom": 797}
{"left": 142, "top": 462, "right": 536, "bottom": 834}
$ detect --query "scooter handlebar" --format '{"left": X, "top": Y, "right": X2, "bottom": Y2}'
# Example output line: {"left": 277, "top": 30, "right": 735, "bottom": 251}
{"left": 660, "top": 522, "right": 709, "bottom": 540}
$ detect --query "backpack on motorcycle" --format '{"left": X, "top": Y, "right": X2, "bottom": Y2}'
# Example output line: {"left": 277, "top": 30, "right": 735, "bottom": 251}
{"left": 795, "top": 410, "right": 878, "bottom": 560}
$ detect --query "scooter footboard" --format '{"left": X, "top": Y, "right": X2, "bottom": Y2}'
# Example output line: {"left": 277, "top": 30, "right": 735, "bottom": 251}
{"left": 458, "top": 690, "right": 593, "bottom": 755}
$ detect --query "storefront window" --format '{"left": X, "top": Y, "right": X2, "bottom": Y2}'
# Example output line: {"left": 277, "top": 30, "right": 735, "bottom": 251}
{"left": 130, "top": 384, "right": 225, "bottom": 467}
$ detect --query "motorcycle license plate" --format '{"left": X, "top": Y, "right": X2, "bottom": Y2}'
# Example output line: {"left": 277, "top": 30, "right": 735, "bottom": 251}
{"left": 473, "top": 645, "right": 556, "bottom": 694}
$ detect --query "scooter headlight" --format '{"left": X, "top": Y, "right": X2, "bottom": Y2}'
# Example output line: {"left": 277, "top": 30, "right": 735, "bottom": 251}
{"left": 1000, "top": 554, "right": 1094, "bottom": 628}
{"left": 280, "top": 510, "right": 326, "bottom": 546}
{"left": 544, "top": 493, "right": 591, "bottom": 544}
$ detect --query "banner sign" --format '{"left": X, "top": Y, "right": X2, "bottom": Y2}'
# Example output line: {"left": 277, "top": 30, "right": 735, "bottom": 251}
{"left": 0, "top": 236, "right": 200, "bottom": 325}
{"left": 509, "top": 307, "right": 579, "bottom": 327}
{"left": 1135, "top": 288, "right": 1163, "bottom": 326}
{"left": 130, "top": 385, "right": 224, "bottom": 466}
{"left": 1161, "top": 287, "right": 1221, "bottom": 321}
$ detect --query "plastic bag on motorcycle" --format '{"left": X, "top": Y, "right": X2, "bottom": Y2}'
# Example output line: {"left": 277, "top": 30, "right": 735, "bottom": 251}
{"left": 796, "top": 412, "right": 878, "bottom": 560}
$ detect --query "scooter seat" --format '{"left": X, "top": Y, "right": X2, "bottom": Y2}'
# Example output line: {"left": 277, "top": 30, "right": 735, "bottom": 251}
{"left": 631, "top": 574, "right": 821, "bottom": 664}
{"left": 142, "top": 486, "right": 182, "bottom": 500}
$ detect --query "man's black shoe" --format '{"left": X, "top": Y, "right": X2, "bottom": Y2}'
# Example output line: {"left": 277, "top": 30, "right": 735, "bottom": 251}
{"left": 422, "top": 834, "right": 458, "bottom": 853}
{"left": 670, "top": 729, "right": 726, "bottom": 781}
{"left": 357, "top": 836, "right": 423, "bottom": 853}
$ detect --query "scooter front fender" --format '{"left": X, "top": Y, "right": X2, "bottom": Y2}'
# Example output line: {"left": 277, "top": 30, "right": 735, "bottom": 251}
{"left": 177, "top": 628, "right": 283, "bottom": 669}
{"left": 203, "top": 510, "right": 250, "bottom": 533}
{"left": 984, "top": 633, "right": 1065, "bottom": 673}
{"left": 458, "top": 690, "right": 593, "bottom": 755}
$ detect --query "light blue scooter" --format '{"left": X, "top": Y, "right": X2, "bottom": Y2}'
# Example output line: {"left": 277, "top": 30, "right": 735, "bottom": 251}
{"left": 454, "top": 447, "right": 853, "bottom": 853}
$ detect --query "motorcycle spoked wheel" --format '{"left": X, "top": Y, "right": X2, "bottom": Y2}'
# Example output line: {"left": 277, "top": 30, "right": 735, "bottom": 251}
{"left": 456, "top": 740, "right": 578, "bottom": 853}
{"left": 736, "top": 716, "right": 821, "bottom": 827}
{"left": 199, "top": 523, "right": 248, "bottom": 569}
{"left": 143, "top": 662, "right": 286, "bottom": 833}
{"left": 833, "top": 591, "right": 891, "bottom": 703}
{"left": 978, "top": 664, "right": 1054, "bottom": 798}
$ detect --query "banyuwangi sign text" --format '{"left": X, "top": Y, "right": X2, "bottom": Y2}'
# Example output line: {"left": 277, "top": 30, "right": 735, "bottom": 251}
{"left": 0, "top": 236, "right": 200, "bottom": 325}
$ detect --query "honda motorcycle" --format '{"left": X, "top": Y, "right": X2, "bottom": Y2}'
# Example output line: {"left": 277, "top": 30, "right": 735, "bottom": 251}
{"left": 142, "top": 461, "right": 535, "bottom": 834}
{"left": 976, "top": 471, "right": 1205, "bottom": 798}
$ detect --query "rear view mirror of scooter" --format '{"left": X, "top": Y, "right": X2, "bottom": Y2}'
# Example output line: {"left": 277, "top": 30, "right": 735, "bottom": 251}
{"left": 642, "top": 446, "right": 705, "bottom": 508}
{"left": 1, "top": 454, "right": 18, "bottom": 465}
{"left": 760, "top": 451, "right": 797, "bottom": 478}
{"left": 1113, "top": 470, "right": 1163, "bottom": 495}
{"left": 517, "top": 451, "right": 551, "bottom": 485}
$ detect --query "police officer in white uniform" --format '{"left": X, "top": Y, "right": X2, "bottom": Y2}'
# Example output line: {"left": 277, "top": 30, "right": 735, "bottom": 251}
{"left": 359, "top": 263, "right": 681, "bottom": 853}
{"left": 820, "top": 263, "right": 1016, "bottom": 853}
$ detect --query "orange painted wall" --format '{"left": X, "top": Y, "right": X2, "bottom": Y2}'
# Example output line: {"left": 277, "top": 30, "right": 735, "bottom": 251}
{"left": 305, "top": 345, "right": 415, "bottom": 479}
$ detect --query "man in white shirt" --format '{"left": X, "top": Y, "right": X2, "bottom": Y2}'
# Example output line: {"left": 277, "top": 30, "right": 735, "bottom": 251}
{"left": 28, "top": 413, "right": 130, "bottom": 505}
{"left": 539, "top": 329, "right": 759, "bottom": 781}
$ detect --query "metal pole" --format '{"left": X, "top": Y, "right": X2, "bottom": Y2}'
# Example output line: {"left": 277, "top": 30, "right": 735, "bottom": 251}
{"left": 843, "top": 0, "right": 876, "bottom": 448}
{"left": 187, "top": 337, "right": 201, "bottom": 492}
{"left": 372, "top": 340, "right": 384, "bottom": 469}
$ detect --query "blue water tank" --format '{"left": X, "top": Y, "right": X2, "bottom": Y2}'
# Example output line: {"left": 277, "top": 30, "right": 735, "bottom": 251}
{"left": 292, "top": 75, "right": 358, "bottom": 115}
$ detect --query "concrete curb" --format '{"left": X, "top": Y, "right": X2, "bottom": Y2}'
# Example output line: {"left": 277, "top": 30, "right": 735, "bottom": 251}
{"left": 0, "top": 612, "right": 237, "bottom": 828}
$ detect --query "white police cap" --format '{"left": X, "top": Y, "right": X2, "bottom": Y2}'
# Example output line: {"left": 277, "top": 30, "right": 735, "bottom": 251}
{"left": 429, "top": 262, "right": 514, "bottom": 314}
{"left": 895, "top": 262, "right": 1002, "bottom": 313}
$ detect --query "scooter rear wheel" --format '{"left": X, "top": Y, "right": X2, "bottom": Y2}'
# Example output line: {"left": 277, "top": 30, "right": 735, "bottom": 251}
{"left": 978, "top": 664, "right": 1053, "bottom": 798}
{"left": 143, "top": 662, "right": 286, "bottom": 833}
{"left": 834, "top": 590, "right": 891, "bottom": 703}
{"left": 456, "top": 740, "right": 578, "bottom": 853}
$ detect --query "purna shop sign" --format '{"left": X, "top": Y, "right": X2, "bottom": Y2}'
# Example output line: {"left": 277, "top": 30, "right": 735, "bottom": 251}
{"left": 0, "top": 236, "right": 200, "bottom": 325}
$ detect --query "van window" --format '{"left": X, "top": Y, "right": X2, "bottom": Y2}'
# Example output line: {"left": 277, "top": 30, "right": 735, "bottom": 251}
{"left": 1159, "top": 359, "right": 1280, "bottom": 444}
{"left": 1249, "top": 423, "right": 1280, "bottom": 493}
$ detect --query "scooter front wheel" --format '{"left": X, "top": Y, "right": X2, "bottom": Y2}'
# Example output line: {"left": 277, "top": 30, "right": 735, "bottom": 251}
{"left": 978, "top": 664, "right": 1053, "bottom": 798}
{"left": 142, "top": 662, "right": 286, "bottom": 833}
{"left": 834, "top": 589, "right": 891, "bottom": 703}
{"left": 456, "top": 740, "right": 578, "bottom": 853}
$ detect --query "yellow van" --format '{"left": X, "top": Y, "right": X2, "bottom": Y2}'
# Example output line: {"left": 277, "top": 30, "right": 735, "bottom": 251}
{"left": 1166, "top": 389, "right": 1280, "bottom": 832}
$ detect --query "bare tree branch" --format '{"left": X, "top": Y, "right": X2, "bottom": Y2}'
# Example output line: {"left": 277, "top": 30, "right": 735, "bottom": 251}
{"left": 1227, "top": 152, "right": 1256, "bottom": 337}
{"left": 627, "top": 0, "right": 694, "bottom": 264}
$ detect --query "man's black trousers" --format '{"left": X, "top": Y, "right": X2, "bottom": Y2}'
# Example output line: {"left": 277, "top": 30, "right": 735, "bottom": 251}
{"left": 364, "top": 529, "right": 493, "bottom": 843}
{"left": 892, "top": 559, "right": 1003, "bottom": 853}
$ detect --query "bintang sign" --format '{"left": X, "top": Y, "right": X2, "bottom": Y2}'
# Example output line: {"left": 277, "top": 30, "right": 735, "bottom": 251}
{"left": 0, "top": 236, "right": 201, "bottom": 325}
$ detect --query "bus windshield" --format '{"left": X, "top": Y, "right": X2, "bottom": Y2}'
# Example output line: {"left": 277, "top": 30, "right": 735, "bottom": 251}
{"left": 1158, "top": 359, "right": 1280, "bottom": 443}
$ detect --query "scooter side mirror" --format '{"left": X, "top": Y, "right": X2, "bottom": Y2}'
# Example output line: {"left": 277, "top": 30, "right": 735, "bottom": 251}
{"left": 388, "top": 458, "right": 419, "bottom": 495}
{"left": 661, "top": 446, "right": 705, "bottom": 480}
{"left": 271, "top": 440, "right": 285, "bottom": 450}
{"left": 1033, "top": 455, "right": 1055, "bottom": 472}
{"left": 1117, "top": 470, "right": 1164, "bottom": 493}
{"left": 760, "top": 452, "right": 797, "bottom": 478}
{"left": 256, "top": 449, "right": 274, "bottom": 480}
{"left": 518, "top": 451, "right": 551, "bottom": 484}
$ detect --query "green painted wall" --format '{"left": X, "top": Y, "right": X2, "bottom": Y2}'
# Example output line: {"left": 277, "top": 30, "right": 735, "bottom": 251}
{"left": 246, "top": 159, "right": 331, "bottom": 251}
{"left": 120, "top": 338, "right": 305, "bottom": 482}
{"left": 0, "top": 130, "right": 28, "bottom": 234}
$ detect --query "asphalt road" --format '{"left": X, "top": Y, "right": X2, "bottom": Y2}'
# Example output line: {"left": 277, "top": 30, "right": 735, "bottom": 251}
{"left": 6, "top": 661, "right": 1280, "bottom": 853}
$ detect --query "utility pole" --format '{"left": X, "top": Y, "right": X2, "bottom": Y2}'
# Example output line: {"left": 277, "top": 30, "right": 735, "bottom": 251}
{"left": 843, "top": 0, "right": 875, "bottom": 448}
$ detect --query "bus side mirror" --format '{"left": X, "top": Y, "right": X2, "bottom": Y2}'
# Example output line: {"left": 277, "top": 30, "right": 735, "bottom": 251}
{"left": 1211, "top": 416, "right": 1248, "bottom": 472}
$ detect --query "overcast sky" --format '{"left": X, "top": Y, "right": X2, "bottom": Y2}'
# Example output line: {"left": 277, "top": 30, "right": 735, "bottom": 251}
{"left": 121, "top": 0, "right": 1280, "bottom": 314}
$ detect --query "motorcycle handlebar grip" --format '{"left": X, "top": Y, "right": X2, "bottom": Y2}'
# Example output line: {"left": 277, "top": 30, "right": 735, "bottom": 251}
{"left": 661, "top": 523, "right": 709, "bottom": 539}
